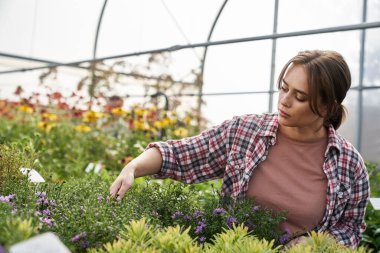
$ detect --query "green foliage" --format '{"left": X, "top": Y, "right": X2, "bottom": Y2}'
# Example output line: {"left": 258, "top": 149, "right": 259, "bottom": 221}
{"left": 90, "top": 221, "right": 369, "bottom": 253}
{"left": 283, "top": 231, "right": 371, "bottom": 253}
{"left": 204, "top": 224, "right": 279, "bottom": 253}
{"left": 360, "top": 162, "right": 380, "bottom": 252}
{"left": 0, "top": 117, "right": 148, "bottom": 180}
{"left": 89, "top": 219, "right": 201, "bottom": 253}
{"left": 0, "top": 142, "right": 35, "bottom": 189}
{"left": 0, "top": 217, "right": 38, "bottom": 247}
{"left": 170, "top": 194, "right": 287, "bottom": 246}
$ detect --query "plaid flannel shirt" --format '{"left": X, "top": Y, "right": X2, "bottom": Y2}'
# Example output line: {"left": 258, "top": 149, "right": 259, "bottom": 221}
{"left": 147, "top": 113, "right": 370, "bottom": 248}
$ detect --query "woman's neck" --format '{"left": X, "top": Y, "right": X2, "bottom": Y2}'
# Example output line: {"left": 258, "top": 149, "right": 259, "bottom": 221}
{"left": 278, "top": 124, "right": 327, "bottom": 142}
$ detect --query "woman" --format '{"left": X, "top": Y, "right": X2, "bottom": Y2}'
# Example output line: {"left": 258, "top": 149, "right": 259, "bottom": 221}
{"left": 110, "top": 50, "right": 370, "bottom": 248}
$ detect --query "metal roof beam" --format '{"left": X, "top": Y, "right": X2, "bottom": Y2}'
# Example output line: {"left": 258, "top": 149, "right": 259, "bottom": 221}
{"left": 0, "top": 21, "right": 379, "bottom": 75}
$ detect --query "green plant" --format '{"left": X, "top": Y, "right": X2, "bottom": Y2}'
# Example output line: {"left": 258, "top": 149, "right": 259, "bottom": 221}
{"left": 0, "top": 143, "right": 35, "bottom": 189}
{"left": 0, "top": 217, "right": 38, "bottom": 247}
{"left": 360, "top": 162, "right": 380, "bottom": 252}
{"left": 283, "top": 231, "right": 371, "bottom": 253}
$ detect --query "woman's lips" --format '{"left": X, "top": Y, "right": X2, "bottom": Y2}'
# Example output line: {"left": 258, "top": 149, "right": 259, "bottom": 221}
{"left": 279, "top": 109, "right": 290, "bottom": 118}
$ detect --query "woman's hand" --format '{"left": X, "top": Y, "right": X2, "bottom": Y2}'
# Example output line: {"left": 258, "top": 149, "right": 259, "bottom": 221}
{"left": 109, "top": 147, "right": 163, "bottom": 201}
{"left": 109, "top": 165, "right": 135, "bottom": 201}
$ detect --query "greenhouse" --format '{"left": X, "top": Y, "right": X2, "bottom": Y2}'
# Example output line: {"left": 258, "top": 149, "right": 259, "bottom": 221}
{"left": 0, "top": 0, "right": 379, "bottom": 252}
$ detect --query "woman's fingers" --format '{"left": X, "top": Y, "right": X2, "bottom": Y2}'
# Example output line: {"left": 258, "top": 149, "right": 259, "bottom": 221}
{"left": 109, "top": 174, "right": 134, "bottom": 201}
{"left": 109, "top": 179, "right": 122, "bottom": 198}
{"left": 116, "top": 180, "right": 132, "bottom": 201}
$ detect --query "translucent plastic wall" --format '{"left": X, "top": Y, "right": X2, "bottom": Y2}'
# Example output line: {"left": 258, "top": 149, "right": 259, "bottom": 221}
{"left": 0, "top": 0, "right": 379, "bottom": 164}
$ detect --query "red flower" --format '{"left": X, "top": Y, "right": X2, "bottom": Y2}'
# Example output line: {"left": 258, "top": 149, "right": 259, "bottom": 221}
{"left": 58, "top": 102, "right": 69, "bottom": 110}
{"left": 50, "top": 92, "right": 63, "bottom": 100}
{"left": 14, "top": 86, "right": 23, "bottom": 95}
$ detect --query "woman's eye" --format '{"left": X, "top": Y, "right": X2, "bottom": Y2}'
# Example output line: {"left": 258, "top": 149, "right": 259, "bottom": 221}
{"left": 296, "top": 96, "right": 306, "bottom": 102}
{"left": 281, "top": 86, "right": 288, "bottom": 91}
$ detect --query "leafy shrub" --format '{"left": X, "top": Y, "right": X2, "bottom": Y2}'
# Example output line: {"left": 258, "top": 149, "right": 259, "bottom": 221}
{"left": 89, "top": 219, "right": 369, "bottom": 253}
{"left": 360, "top": 162, "right": 380, "bottom": 252}
{"left": 283, "top": 231, "right": 370, "bottom": 253}
{"left": 1, "top": 173, "right": 287, "bottom": 252}
{"left": 0, "top": 143, "right": 35, "bottom": 189}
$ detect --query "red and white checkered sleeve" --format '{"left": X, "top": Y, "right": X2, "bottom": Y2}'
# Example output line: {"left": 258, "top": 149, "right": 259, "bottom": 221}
{"left": 327, "top": 159, "right": 370, "bottom": 248}
{"left": 146, "top": 118, "right": 238, "bottom": 184}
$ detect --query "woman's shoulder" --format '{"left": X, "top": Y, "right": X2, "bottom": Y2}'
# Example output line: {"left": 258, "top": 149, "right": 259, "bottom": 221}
{"left": 332, "top": 131, "right": 367, "bottom": 180}
{"left": 231, "top": 112, "right": 277, "bottom": 126}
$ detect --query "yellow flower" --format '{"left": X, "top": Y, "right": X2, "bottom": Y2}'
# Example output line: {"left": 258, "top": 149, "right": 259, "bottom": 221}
{"left": 183, "top": 115, "right": 192, "bottom": 125}
{"left": 37, "top": 122, "right": 55, "bottom": 133}
{"left": 153, "top": 121, "right": 163, "bottom": 129}
{"left": 133, "top": 120, "right": 149, "bottom": 131}
{"left": 83, "top": 111, "right": 104, "bottom": 123}
{"left": 134, "top": 108, "right": 147, "bottom": 117}
{"left": 42, "top": 113, "right": 58, "bottom": 121}
{"left": 18, "top": 105, "right": 33, "bottom": 113}
{"left": 169, "top": 117, "right": 177, "bottom": 124}
{"left": 111, "top": 107, "right": 129, "bottom": 116}
{"left": 160, "top": 118, "right": 171, "bottom": 128}
{"left": 174, "top": 127, "right": 189, "bottom": 138}
{"left": 75, "top": 124, "right": 92, "bottom": 133}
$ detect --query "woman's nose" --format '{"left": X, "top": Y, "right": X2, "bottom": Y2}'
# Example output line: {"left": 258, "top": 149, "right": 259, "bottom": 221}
{"left": 280, "top": 93, "right": 291, "bottom": 107}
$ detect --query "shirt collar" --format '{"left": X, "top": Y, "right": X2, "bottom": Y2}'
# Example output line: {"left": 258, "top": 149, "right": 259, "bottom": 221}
{"left": 257, "top": 113, "right": 342, "bottom": 155}
{"left": 257, "top": 113, "right": 279, "bottom": 145}
{"left": 324, "top": 124, "right": 342, "bottom": 157}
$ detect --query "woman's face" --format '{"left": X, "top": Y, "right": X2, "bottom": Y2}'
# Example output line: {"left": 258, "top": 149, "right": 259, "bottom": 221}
{"left": 277, "top": 64, "right": 324, "bottom": 131}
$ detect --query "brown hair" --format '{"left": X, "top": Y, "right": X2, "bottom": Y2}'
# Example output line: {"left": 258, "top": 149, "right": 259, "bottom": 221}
{"left": 277, "top": 50, "right": 351, "bottom": 130}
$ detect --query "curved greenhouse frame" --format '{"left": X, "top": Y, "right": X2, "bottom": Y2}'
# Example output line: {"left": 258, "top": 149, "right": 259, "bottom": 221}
{"left": 0, "top": 0, "right": 380, "bottom": 164}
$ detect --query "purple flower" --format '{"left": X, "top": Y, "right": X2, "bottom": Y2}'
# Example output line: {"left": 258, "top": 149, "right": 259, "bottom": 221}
{"left": 36, "top": 192, "right": 46, "bottom": 198}
{"left": 279, "top": 228, "right": 291, "bottom": 244}
{"left": 279, "top": 234, "right": 290, "bottom": 244}
{"left": 0, "top": 245, "right": 6, "bottom": 253}
{"left": 171, "top": 211, "right": 184, "bottom": 219}
{"left": 35, "top": 211, "right": 42, "bottom": 216}
{"left": 199, "top": 236, "right": 206, "bottom": 244}
{"left": 213, "top": 207, "right": 226, "bottom": 216}
{"left": 81, "top": 241, "right": 89, "bottom": 249}
{"left": 40, "top": 217, "right": 53, "bottom": 227}
{"left": 97, "top": 196, "right": 104, "bottom": 203}
{"left": 252, "top": 206, "right": 259, "bottom": 212}
{"left": 71, "top": 234, "right": 82, "bottom": 242}
{"left": 193, "top": 210, "right": 204, "bottom": 219}
{"left": 226, "top": 216, "right": 238, "bottom": 228}
{"left": 49, "top": 200, "right": 57, "bottom": 207}
{"left": 195, "top": 221, "right": 207, "bottom": 235}
{"left": 42, "top": 209, "right": 51, "bottom": 216}
{"left": 71, "top": 232, "right": 86, "bottom": 242}
{"left": 0, "top": 194, "right": 16, "bottom": 203}
{"left": 183, "top": 215, "right": 192, "bottom": 221}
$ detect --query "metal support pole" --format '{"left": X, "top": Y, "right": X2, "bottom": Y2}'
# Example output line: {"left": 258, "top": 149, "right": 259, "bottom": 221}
{"left": 90, "top": 0, "right": 108, "bottom": 101}
{"left": 197, "top": 0, "right": 229, "bottom": 127}
{"left": 268, "top": 0, "right": 279, "bottom": 113}
{"left": 357, "top": 0, "right": 368, "bottom": 151}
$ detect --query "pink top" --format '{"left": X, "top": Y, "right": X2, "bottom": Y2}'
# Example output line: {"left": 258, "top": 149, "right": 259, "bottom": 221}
{"left": 246, "top": 129, "right": 328, "bottom": 235}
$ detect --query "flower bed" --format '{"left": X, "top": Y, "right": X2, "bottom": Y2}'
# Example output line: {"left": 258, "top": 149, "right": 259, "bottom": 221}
{"left": 0, "top": 93, "right": 378, "bottom": 252}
